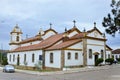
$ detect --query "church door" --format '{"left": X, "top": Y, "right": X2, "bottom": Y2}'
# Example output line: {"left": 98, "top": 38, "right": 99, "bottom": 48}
{"left": 94, "top": 55, "right": 98, "bottom": 65}
{"left": 17, "top": 54, "right": 20, "bottom": 66}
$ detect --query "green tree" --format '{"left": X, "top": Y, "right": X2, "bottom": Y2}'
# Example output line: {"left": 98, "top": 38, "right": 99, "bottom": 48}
{"left": 102, "top": 0, "right": 120, "bottom": 36}
{"left": 95, "top": 58, "right": 103, "bottom": 66}
{"left": 2, "top": 57, "right": 8, "bottom": 65}
{"left": 105, "top": 58, "right": 114, "bottom": 65}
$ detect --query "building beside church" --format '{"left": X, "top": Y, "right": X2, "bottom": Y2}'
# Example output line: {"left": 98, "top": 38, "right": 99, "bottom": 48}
{"left": 112, "top": 49, "right": 120, "bottom": 61}
{"left": 7, "top": 21, "right": 112, "bottom": 70}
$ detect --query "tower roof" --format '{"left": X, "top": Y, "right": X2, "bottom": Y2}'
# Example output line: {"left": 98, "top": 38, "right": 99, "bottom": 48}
{"left": 11, "top": 24, "right": 22, "bottom": 34}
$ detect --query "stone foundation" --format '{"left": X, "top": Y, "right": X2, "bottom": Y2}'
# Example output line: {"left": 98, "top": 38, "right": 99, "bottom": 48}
{"left": 13, "top": 65, "right": 36, "bottom": 70}
{"left": 64, "top": 65, "right": 83, "bottom": 68}
{"left": 44, "top": 67, "right": 61, "bottom": 71}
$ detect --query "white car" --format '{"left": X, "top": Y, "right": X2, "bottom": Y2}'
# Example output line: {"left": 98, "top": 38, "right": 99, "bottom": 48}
{"left": 3, "top": 65, "right": 15, "bottom": 73}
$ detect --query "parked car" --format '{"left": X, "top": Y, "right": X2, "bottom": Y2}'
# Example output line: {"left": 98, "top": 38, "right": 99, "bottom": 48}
{"left": 3, "top": 65, "right": 15, "bottom": 73}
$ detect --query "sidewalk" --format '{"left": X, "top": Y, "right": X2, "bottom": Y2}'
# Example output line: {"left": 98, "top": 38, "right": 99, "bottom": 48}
{"left": 0, "top": 64, "right": 120, "bottom": 75}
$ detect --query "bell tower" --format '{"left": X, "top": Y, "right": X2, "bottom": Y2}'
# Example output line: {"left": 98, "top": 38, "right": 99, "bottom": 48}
{"left": 9, "top": 24, "right": 22, "bottom": 50}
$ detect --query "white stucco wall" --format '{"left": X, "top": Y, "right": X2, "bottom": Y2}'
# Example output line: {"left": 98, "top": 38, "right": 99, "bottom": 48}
{"left": 45, "top": 50, "right": 61, "bottom": 68}
{"left": 106, "top": 51, "right": 112, "bottom": 59}
{"left": 68, "top": 31, "right": 78, "bottom": 37}
{"left": 64, "top": 50, "right": 83, "bottom": 66}
{"left": 87, "top": 30, "right": 104, "bottom": 39}
{"left": 43, "top": 31, "right": 56, "bottom": 39}
{"left": 87, "top": 39, "right": 105, "bottom": 65}
{"left": 7, "top": 50, "right": 42, "bottom": 67}
{"left": 68, "top": 42, "right": 83, "bottom": 49}
{"left": 11, "top": 33, "right": 22, "bottom": 43}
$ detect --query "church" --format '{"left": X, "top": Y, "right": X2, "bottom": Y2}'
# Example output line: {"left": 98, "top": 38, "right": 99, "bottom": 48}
{"left": 7, "top": 21, "right": 112, "bottom": 70}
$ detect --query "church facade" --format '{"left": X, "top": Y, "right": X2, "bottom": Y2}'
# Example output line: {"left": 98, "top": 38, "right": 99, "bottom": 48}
{"left": 7, "top": 22, "right": 112, "bottom": 70}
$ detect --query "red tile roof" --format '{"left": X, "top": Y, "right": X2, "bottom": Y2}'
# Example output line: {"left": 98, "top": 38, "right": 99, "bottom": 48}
{"left": 112, "top": 49, "right": 120, "bottom": 54}
{"left": 10, "top": 33, "right": 64, "bottom": 52}
{"left": 46, "top": 39, "right": 82, "bottom": 50}
{"left": 20, "top": 36, "right": 42, "bottom": 44}
{"left": 70, "top": 33, "right": 84, "bottom": 39}
{"left": 67, "top": 27, "right": 81, "bottom": 34}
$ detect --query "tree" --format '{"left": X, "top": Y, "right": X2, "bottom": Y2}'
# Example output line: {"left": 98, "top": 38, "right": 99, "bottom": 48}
{"left": 102, "top": 0, "right": 120, "bottom": 36}
{"left": 0, "top": 52, "right": 2, "bottom": 64}
{"left": 95, "top": 58, "right": 103, "bottom": 66}
{"left": 105, "top": 58, "right": 114, "bottom": 65}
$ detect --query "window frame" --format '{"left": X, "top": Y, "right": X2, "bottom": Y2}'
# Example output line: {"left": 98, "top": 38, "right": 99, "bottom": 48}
{"left": 50, "top": 53, "right": 53, "bottom": 63}
{"left": 101, "top": 50, "right": 104, "bottom": 58}
{"left": 13, "top": 55, "right": 15, "bottom": 62}
{"left": 75, "top": 52, "right": 78, "bottom": 60}
{"left": 32, "top": 53, "right": 35, "bottom": 63}
{"left": 89, "top": 49, "right": 92, "bottom": 59}
{"left": 24, "top": 54, "right": 26, "bottom": 62}
{"left": 68, "top": 52, "right": 71, "bottom": 60}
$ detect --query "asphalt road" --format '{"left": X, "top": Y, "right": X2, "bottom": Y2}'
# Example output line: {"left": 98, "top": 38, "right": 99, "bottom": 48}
{"left": 0, "top": 65, "right": 120, "bottom": 80}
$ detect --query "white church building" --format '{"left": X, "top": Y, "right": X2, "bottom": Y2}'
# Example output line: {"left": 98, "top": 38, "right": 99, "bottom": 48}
{"left": 7, "top": 21, "right": 112, "bottom": 70}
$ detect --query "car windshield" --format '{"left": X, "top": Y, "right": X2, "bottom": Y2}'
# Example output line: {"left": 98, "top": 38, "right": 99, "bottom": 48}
{"left": 5, "top": 65, "right": 14, "bottom": 69}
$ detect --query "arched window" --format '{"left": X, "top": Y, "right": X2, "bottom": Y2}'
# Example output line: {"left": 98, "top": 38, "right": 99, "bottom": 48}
{"left": 116, "top": 55, "right": 118, "bottom": 59}
{"left": 32, "top": 54, "right": 35, "bottom": 62}
{"left": 17, "top": 54, "right": 20, "bottom": 65}
{"left": 89, "top": 49, "right": 92, "bottom": 59}
{"left": 68, "top": 52, "right": 71, "bottom": 60}
{"left": 101, "top": 50, "right": 104, "bottom": 58}
{"left": 16, "top": 36, "right": 19, "bottom": 41}
{"left": 108, "top": 54, "right": 110, "bottom": 58}
{"left": 24, "top": 54, "right": 26, "bottom": 62}
{"left": 75, "top": 53, "right": 78, "bottom": 60}
{"left": 13, "top": 55, "right": 15, "bottom": 62}
{"left": 9, "top": 55, "right": 11, "bottom": 62}
{"left": 50, "top": 53, "right": 53, "bottom": 63}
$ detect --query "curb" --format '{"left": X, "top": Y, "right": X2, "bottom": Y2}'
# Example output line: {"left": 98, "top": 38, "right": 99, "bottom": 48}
{"left": 1, "top": 64, "right": 119, "bottom": 75}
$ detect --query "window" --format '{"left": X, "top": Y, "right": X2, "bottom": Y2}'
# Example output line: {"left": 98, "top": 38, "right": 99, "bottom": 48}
{"left": 9, "top": 55, "right": 11, "bottom": 62}
{"left": 89, "top": 49, "right": 92, "bottom": 59}
{"left": 16, "top": 36, "right": 19, "bottom": 41}
{"left": 68, "top": 52, "right": 71, "bottom": 60}
{"left": 75, "top": 53, "right": 78, "bottom": 60}
{"left": 13, "top": 55, "right": 15, "bottom": 62}
{"left": 24, "top": 54, "right": 26, "bottom": 62}
{"left": 39, "top": 55, "right": 42, "bottom": 60}
{"left": 32, "top": 54, "right": 35, "bottom": 62}
{"left": 116, "top": 55, "right": 118, "bottom": 59}
{"left": 101, "top": 50, "right": 104, "bottom": 58}
{"left": 108, "top": 54, "right": 110, "bottom": 58}
{"left": 50, "top": 53, "right": 53, "bottom": 63}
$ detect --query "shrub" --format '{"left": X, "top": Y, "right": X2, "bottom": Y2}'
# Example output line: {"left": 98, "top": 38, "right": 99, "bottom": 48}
{"left": 2, "top": 57, "right": 8, "bottom": 65}
{"left": 105, "top": 58, "right": 114, "bottom": 65}
{"left": 116, "top": 58, "right": 120, "bottom": 62}
{"left": 95, "top": 58, "right": 103, "bottom": 66}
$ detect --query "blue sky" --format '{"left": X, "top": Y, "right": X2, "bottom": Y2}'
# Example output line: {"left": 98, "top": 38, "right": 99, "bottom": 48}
{"left": 0, "top": 0, "right": 119, "bottom": 50}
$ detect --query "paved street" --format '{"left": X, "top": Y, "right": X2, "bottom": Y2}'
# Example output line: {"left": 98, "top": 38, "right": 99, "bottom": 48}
{"left": 0, "top": 65, "right": 120, "bottom": 80}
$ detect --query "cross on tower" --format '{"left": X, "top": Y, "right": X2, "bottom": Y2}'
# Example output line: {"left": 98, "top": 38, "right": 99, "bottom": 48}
{"left": 50, "top": 23, "right": 52, "bottom": 29}
{"left": 73, "top": 20, "right": 76, "bottom": 27}
{"left": 94, "top": 22, "right": 96, "bottom": 27}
